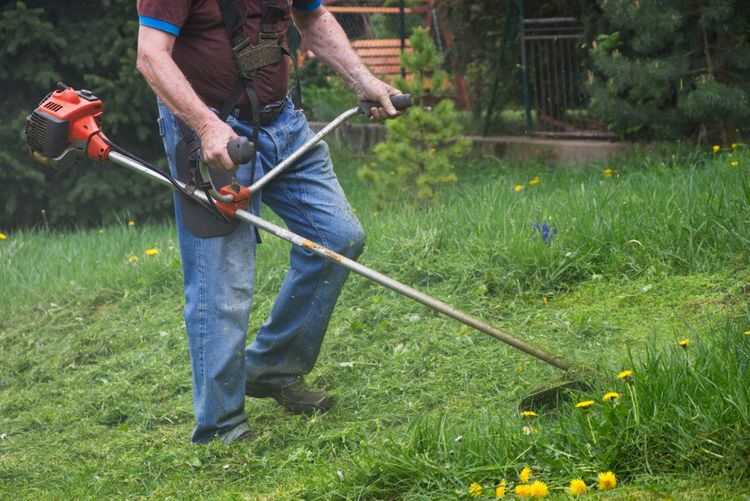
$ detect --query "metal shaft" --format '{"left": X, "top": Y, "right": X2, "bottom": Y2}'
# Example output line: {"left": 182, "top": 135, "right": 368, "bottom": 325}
{"left": 246, "top": 107, "right": 360, "bottom": 193}
{"left": 109, "top": 151, "right": 573, "bottom": 371}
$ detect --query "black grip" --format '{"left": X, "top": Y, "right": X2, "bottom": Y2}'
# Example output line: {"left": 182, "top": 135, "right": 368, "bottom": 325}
{"left": 227, "top": 138, "right": 254, "bottom": 165}
{"left": 358, "top": 94, "right": 413, "bottom": 117}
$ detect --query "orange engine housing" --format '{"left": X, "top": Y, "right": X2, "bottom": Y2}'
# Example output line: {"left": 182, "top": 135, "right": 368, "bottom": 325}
{"left": 26, "top": 85, "right": 111, "bottom": 162}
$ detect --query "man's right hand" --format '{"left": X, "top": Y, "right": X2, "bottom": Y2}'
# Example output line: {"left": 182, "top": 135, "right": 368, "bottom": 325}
{"left": 196, "top": 118, "right": 242, "bottom": 171}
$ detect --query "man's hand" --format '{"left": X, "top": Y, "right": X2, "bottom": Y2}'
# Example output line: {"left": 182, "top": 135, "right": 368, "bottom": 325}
{"left": 351, "top": 69, "right": 406, "bottom": 121}
{"left": 196, "top": 118, "right": 242, "bottom": 171}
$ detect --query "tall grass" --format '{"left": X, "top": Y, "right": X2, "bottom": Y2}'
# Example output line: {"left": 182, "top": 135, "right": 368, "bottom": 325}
{"left": 325, "top": 320, "right": 749, "bottom": 498}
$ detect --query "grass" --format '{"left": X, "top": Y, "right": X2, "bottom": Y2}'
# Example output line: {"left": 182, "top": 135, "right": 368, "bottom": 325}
{"left": 1, "top": 144, "right": 750, "bottom": 499}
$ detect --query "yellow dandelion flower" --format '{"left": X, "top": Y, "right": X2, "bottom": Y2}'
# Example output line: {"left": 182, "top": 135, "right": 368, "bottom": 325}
{"left": 468, "top": 482, "right": 483, "bottom": 497}
{"left": 730, "top": 160, "right": 738, "bottom": 167}
{"left": 145, "top": 248, "right": 159, "bottom": 256}
{"left": 542, "top": 296, "right": 548, "bottom": 305}
{"left": 731, "top": 143, "right": 737, "bottom": 149}
{"left": 520, "top": 411, "right": 538, "bottom": 418}
{"left": 128, "top": 220, "right": 136, "bottom": 227}
{"left": 128, "top": 255, "right": 139, "bottom": 263}
{"left": 575, "top": 400, "right": 594, "bottom": 409}
{"left": 528, "top": 480, "right": 549, "bottom": 498}
{"left": 712, "top": 145, "right": 720, "bottom": 153}
{"left": 515, "top": 483, "right": 531, "bottom": 498}
{"left": 677, "top": 338, "right": 689, "bottom": 348}
{"left": 0, "top": 233, "right": 6, "bottom": 240}
{"left": 597, "top": 471, "right": 617, "bottom": 491}
{"left": 744, "top": 330, "right": 750, "bottom": 336}
{"left": 529, "top": 176, "right": 541, "bottom": 186}
{"left": 516, "top": 365, "right": 525, "bottom": 372}
{"left": 514, "top": 184, "right": 524, "bottom": 192}
{"left": 569, "top": 478, "right": 587, "bottom": 496}
{"left": 617, "top": 369, "right": 633, "bottom": 379}
{"left": 603, "top": 167, "right": 614, "bottom": 178}
{"left": 603, "top": 391, "right": 621, "bottom": 402}
{"left": 519, "top": 465, "right": 532, "bottom": 483}
{"left": 495, "top": 480, "right": 506, "bottom": 498}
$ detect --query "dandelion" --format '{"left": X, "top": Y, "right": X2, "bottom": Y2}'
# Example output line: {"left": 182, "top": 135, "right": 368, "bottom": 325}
{"left": 514, "top": 184, "right": 524, "bottom": 192}
{"left": 617, "top": 369, "right": 633, "bottom": 380}
{"left": 0, "top": 233, "right": 6, "bottom": 240}
{"left": 603, "top": 167, "right": 614, "bottom": 178}
{"left": 515, "top": 484, "right": 531, "bottom": 497}
{"left": 520, "top": 411, "right": 538, "bottom": 418}
{"left": 528, "top": 480, "right": 549, "bottom": 498}
{"left": 516, "top": 365, "right": 525, "bottom": 372}
{"left": 468, "top": 482, "right": 483, "bottom": 497}
{"left": 603, "top": 391, "right": 621, "bottom": 402}
{"left": 744, "top": 330, "right": 750, "bottom": 336}
{"left": 145, "top": 248, "right": 159, "bottom": 256}
{"left": 575, "top": 400, "right": 594, "bottom": 409}
{"left": 128, "top": 255, "right": 139, "bottom": 263}
{"left": 521, "top": 425, "right": 538, "bottom": 435}
{"left": 542, "top": 296, "right": 548, "bottom": 305}
{"left": 730, "top": 161, "right": 739, "bottom": 167}
{"left": 731, "top": 143, "right": 737, "bottom": 149}
{"left": 569, "top": 479, "right": 587, "bottom": 496}
{"left": 495, "top": 480, "right": 506, "bottom": 498}
{"left": 597, "top": 471, "right": 617, "bottom": 491}
{"left": 529, "top": 176, "right": 541, "bottom": 186}
{"left": 677, "top": 338, "right": 689, "bottom": 348}
{"left": 128, "top": 220, "right": 136, "bottom": 227}
{"left": 712, "top": 145, "right": 720, "bottom": 153}
{"left": 519, "top": 465, "right": 532, "bottom": 483}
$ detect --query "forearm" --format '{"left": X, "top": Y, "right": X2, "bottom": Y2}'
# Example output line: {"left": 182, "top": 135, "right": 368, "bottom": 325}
{"left": 293, "top": 8, "right": 373, "bottom": 97}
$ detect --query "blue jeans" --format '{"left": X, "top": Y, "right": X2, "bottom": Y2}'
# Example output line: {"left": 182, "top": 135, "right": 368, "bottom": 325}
{"left": 157, "top": 99, "right": 365, "bottom": 443}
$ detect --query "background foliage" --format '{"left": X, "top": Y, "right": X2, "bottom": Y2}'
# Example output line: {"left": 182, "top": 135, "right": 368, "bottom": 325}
{"left": 587, "top": 0, "right": 750, "bottom": 141}
{"left": 0, "top": 1, "right": 170, "bottom": 230}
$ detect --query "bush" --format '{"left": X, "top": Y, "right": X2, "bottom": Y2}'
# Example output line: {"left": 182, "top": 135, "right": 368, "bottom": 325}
{"left": 358, "top": 28, "right": 468, "bottom": 206}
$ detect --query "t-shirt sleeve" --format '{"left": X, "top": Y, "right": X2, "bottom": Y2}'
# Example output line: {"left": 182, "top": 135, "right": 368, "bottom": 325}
{"left": 292, "top": 0, "right": 322, "bottom": 12}
{"left": 136, "top": 0, "right": 191, "bottom": 36}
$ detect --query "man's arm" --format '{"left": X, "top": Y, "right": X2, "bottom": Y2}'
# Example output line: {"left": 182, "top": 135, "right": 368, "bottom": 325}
{"left": 136, "top": 26, "right": 238, "bottom": 171}
{"left": 292, "top": 7, "right": 403, "bottom": 121}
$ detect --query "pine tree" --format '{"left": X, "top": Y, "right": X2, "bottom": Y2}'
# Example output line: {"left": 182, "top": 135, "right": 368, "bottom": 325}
{"left": 358, "top": 27, "right": 468, "bottom": 206}
{"left": 587, "top": 0, "right": 750, "bottom": 142}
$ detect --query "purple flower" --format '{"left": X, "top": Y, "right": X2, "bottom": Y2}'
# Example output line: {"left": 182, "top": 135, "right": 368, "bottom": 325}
{"left": 532, "top": 222, "right": 557, "bottom": 244}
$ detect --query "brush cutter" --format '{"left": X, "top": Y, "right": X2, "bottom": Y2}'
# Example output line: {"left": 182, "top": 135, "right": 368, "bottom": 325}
{"left": 25, "top": 83, "right": 590, "bottom": 410}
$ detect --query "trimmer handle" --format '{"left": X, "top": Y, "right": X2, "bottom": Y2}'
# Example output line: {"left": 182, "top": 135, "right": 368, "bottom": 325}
{"left": 358, "top": 94, "right": 413, "bottom": 118}
{"left": 227, "top": 137, "right": 255, "bottom": 165}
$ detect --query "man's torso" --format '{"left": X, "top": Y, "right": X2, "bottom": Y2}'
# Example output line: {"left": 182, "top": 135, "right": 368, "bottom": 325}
{"left": 137, "top": 0, "right": 293, "bottom": 108}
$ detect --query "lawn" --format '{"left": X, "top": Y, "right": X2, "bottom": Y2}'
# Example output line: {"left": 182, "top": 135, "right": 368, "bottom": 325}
{"left": 1, "top": 144, "right": 749, "bottom": 499}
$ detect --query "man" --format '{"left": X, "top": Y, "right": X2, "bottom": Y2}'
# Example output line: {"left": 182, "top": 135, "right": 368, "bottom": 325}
{"left": 135, "top": 0, "right": 403, "bottom": 443}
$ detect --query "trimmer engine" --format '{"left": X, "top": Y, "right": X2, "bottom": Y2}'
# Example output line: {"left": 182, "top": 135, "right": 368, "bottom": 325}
{"left": 25, "top": 83, "right": 111, "bottom": 167}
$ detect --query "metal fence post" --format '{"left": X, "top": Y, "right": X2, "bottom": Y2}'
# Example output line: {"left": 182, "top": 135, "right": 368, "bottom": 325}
{"left": 519, "top": 0, "right": 533, "bottom": 135}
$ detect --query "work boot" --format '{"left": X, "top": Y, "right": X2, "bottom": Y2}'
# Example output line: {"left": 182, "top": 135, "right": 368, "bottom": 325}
{"left": 245, "top": 379, "right": 333, "bottom": 414}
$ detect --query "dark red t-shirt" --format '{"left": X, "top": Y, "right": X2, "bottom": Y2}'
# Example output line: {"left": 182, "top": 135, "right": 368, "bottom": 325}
{"left": 137, "top": 0, "right": 317, "bottom": 107}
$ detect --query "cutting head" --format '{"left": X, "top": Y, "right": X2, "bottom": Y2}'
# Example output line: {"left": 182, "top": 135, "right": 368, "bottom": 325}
{"left": 519, "top": 369, "right": 595, "bottom": 412}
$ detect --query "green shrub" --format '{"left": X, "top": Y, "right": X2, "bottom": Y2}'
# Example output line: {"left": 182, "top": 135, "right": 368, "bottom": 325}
{"left": 358, "top": 28, "right": 468, "bottom": 205}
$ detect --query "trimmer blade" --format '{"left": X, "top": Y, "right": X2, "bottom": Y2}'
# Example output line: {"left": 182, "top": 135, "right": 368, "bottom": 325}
{"left": 519, "top": 378, "right": 592, "bottom": 412}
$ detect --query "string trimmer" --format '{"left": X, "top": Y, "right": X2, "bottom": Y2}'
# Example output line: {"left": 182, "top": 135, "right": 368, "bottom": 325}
{"left": 25, "top": 83, "right": 590, "bottom": 410}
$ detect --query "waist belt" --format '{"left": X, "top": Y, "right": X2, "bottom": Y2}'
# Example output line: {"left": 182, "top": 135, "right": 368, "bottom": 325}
{"left": 231, "top": 97, "right": 286, "bottom": 124}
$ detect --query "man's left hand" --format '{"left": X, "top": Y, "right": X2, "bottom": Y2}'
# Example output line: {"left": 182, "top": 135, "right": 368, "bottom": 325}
{"left": 353, "top": 72, "right": 407, "bottom": 121}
